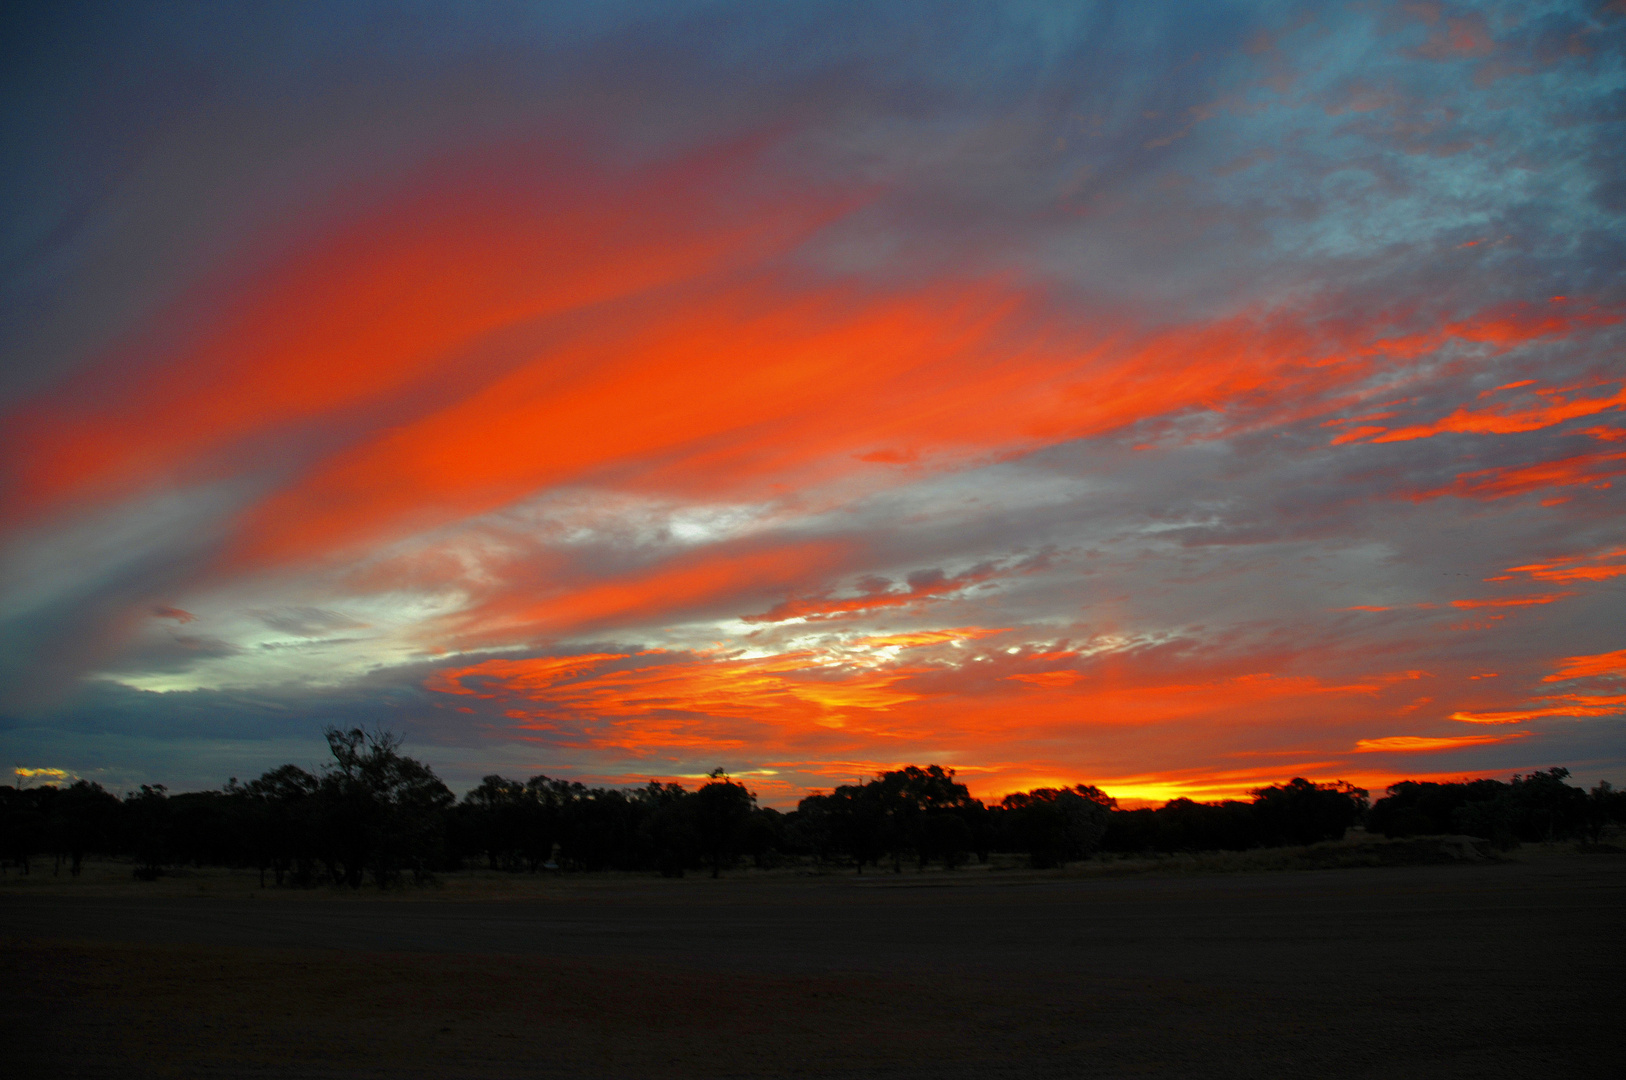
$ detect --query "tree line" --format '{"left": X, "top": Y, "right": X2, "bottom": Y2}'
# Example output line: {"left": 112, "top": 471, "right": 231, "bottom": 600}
{"left": 3, "top": 728, "right": 1622, "bottom": 886}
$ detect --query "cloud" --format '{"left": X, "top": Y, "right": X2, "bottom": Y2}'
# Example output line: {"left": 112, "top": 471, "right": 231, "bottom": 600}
{"left": 854, "top": 628, "right": 1009, "bottom": 649}
{"left": 1354, "top": 733, "right": 1523, "bottom": 752}
{"left": 1543, "top": 649, "right": 1626, "bottom": 683}
{"left": 1417, "top": 450, "right": 1626, "bottom": 501}
{"left": 1343, "top": 374, "right": 1626, "bottom": 445}
{"left": 434, "top": 538, "right": 858, "bottom": 650}
{"left": 250, "top": 607, "right": 369, "bottom": 637}
{"left": 744, "top": 562, "right": 1007, "bottom": 623}
{"left": 1448, "top": 593, "right": 1574, "bottom": 609}
{"left": 1490, "top": 547, "right": 1626, "bottom": 584}
{"left": 1445, "top": 647, "right": 1626, "bottom": 725}
{"left": 1450, "top": 696, "right": 1626, "bottom": 724}
{"left": 4, "top": 0, "right": 1625, "bottom": 799}
{"left": 14, "top": 766, "right": 75, "bottom": 780}
{"left": 1, "top": 139, "right": 851, "bottom": 533}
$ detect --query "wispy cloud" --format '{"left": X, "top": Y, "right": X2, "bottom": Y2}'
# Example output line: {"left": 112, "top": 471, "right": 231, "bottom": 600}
{"left": 3, "top": 0, "right": 1623, "bottom": 799}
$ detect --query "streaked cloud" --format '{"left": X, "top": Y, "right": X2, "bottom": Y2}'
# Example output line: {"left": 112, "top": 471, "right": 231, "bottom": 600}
{"left": 2, "top": 0, "right": 1622, "bottom": 801}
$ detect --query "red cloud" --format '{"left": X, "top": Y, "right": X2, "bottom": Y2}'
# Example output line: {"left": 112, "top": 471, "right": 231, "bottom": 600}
{"left": 1007, "top": 670, "right": 1083, "bottom": 688}
{"left": 1493, "top": 547, "right": 1626, "bottom": 584}
{"left": 423, "top": 652, "right": 630, "bottom": 698}
{"left": 1542, "top": 648, "right": 1626, "bottom": 683}
{"left": 1335, "top": 379, "right": 1626, "bottom": 445}
{"left": 420, "top": 632, "right": 1550, "bottom": 804}
{"left": 433, "top": 538, "right": 857, "bottom": 650}
{"left": 1448, "top": 592, "right": 1573, "bottom": 609}
{"left": 853, "top": 627, "right": 1008, "bottom": 649}
{"left": 743, "top": 563, "right": 1005, "bottom": 623}
{"left": 1450, "top": 694, "right": 1626, "bottom": 723}
{"left": 1355, "top": 733, "right": 1524, "bottom": 752}
{"left": 429, "top": 649, "right": 930, "bottom": 748}
{"left": 8, "top": 144, "right": 1607, "bottom": 580}
{"left": 220, "top": 294, "right": 1626, "bottom": 569}
{"left": 1436, "top": 647, "right": 1626, "bottom": 726}
{"left": 1, "top": 140, "right": 848, "bottom": 533}
{"left": 1415, "top": 450, "right": 1626, "bottom": 501}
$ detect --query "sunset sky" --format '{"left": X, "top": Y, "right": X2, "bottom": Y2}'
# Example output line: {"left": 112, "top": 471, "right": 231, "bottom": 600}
{"left": 3, "top": 1, "right": 1623, "bottom": 805}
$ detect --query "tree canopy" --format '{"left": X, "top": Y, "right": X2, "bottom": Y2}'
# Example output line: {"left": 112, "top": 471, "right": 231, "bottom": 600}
{"left": 4, "top": 740, "right": 1619, "bottom": 885}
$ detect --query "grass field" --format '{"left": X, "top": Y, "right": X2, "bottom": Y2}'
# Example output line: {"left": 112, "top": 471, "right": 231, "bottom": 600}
{"left": 4, "top": 846, "right": 1622, "bottom": 1078}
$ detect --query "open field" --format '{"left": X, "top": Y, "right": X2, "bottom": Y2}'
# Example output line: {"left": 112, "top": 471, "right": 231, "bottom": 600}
{"left": 5, "top": 851, "right": 1623, "bottom": 1078}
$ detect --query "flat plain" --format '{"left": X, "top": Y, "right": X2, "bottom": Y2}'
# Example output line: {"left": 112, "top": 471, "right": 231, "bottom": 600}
{"left": 4, "top": 851, "right": 1622, "bottom": 1079}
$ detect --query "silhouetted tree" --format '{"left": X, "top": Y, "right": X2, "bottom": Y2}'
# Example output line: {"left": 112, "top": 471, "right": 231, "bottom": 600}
{"left": 743, "top": 805, "right": 786, "bottom": 869}
{"left": 524, "top": 776, "right": 592, "bottom": 868}
{"left": 1505, "top": 767, "right": 1587, "bottom": 843}
{"left": 54, "top": 780, "right": 121, "bottom": 876}
{"left": 1583, "top": 780, "right": 1626, "bottom": 844}
{"left": 125, "top": 784, "right": 170, "bottom": 880}
{"left": 785, "top": 792, "right": 838, "bottom": 867}
{"left": 997, "top": 785, "right": 1117, "bottom": 867}
{"left": 875, "top": 765, "right": 982, "bottom": 870}
{"left": 1370, "top": 779, "right": 1506, "bottom": 838}
{"left": 233, "top": 764, "right": 321, "bottom": 886}
{"left": 1369, "top": 770, "right": 1588, "bottom": 848}
{"left": 693, "top": 770, "right": 754, "bottom": 878}
{"left": 19, "top": 743, "right": 1612, "bottom": 883}
{"left": 169, "top": 789, "right": 245, "bottom": 867}
{"left": 1249, "top": 778, "right": 1367, "bottom": 846}
{"left": 0, "top": 785, "right": 49, "bottom": 874}
{"left": 321, "top": 727, "right": 454, "bottom": 888}
{"left": 460, "top": 775, "right": 531, "bottom": 871}
{"left": 636, "top": 779, "right": 694, "bottom": 877}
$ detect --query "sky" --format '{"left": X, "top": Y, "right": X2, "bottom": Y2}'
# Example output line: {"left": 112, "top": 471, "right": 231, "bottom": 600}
{"left": 2, "top": 0, "right": 1623, "bottom": 806}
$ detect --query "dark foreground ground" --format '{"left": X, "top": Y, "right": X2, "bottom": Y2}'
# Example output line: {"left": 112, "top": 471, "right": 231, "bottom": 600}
{"left": 4, "top": 853, "right": 1623, "bottom": 1079}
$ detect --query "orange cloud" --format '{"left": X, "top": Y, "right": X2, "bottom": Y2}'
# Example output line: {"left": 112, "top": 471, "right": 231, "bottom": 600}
{"left": 9, "top": 143, "right": 1604, "bottom": 581}
{"left": 423, "top": 652, "right": 630, "bottom": 697}
{"left": 1448, "top": 592, "right": 1574, "bottom": 609}
{"left": 1008, "top": 670, "right": 1083, "bottom": 688}
{"left": 1417, "top": 450, "right": 1626, "bottom": 500}
{"left": 425, "top": 636, "right": 1480, "bottom": 779}
{"left": 434, "top": 539, "right": 856, "bottom": 649}
{"left": 1, "top": 141, "right": 847, "bottom": 530}
{"left": 1354, "top": 733, "right": 1524, "bottom": 752}
{"left": 1494, "top": 547, "right": 1626, "bottom": 584}
{"left": 853, "top": 627, "right": 1008, "bottom": 649}
{"left": 412, "top": 628, "right": 1595, "bottom": 806}
{"left": 1450, "top": 694, "right": 1626, "bottom": 723}
{"left": 1436, "top": 647, "right": 1626, "bottom": 728}
{"left": 430, "top": 649, "right": 928, "bottom": 742}
{"left": 221, "top": 292, "right": 1626, "bottom": 569}
{"left": 745, "top": 563, "right": 1007, "bottom": 623}
{"left": 1334, "top": 377, "right": 1626, "bottom": 446}
{"left": 1542, "top": 648, "right": 1626, "bottom": 682}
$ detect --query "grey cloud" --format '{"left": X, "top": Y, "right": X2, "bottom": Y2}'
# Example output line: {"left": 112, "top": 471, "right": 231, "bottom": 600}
{"left": 250, "top": 607, "right": 370, "bottom": 636}
{"left": 101, "top": 633, "right": 243, "bottom": 675}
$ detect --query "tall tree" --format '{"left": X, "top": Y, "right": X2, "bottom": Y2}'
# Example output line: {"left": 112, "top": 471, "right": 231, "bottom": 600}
{"left": 998, "top": 784, "right": 1117, "bottom": 867}
{"left": 321, "top": 727, "right": 454, "bottom": 888}
{"left": 692, "top": 769, "right": 754, "bottom": 878}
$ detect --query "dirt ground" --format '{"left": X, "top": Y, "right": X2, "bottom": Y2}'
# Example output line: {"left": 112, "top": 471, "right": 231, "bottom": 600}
{"left": 4, "top": 851, "right": 1623, "bottom": 1078}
